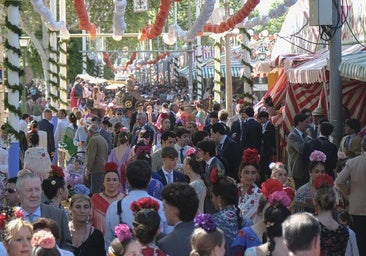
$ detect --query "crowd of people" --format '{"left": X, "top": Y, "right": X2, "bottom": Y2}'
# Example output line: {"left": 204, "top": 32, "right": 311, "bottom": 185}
{"left": 0, "top": 79, "right": 365, "bottom": 256}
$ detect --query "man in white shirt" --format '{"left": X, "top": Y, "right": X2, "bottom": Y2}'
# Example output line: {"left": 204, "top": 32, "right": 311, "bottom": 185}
{"left": 105, "top": 160, "right": 172, "bottom": 249}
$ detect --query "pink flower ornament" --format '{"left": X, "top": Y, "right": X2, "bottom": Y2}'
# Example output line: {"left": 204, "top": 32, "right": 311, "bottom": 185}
{"left": 268, "top": 190, "right": 291, "bottom": 207}
{"left": 114, "top": 224, "right": 132, "bottom": 242}
{"left": 309, "top": 150, "right": 326, "bottom": 163}
{"left": 31, "top": 230, "right": 56, "bottom": 249}
{"left": 185, "top": 147, "right": 196, "bottom": 157}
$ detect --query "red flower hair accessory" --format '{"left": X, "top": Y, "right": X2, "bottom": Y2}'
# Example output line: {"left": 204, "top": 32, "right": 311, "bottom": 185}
{"left": 130, "top": 197, "right": 160, "bottom": 213}
{"left": 242, "top": 148, "right": 260, "bottom": 165}
{"left": 103, "top": 162, "right": 118, "bottom": 173}
{"left": 159, "top": 112, "right": 169, "bottom": 121}
{"left": 135, "top": 144, "right": 152, "bottom": 157}
{"left": 283, "top": 187, "right": 295, "bottom": 202}
{"left": 0, "top": 206, "right": 25, "bottom": 230}
{"left": 237, "top": 99, "right": 245, "bottom": 105}
{"left": 314, "top": 174, "right": 334, "bottom": 190}
{"left": 49, "top": 165, "right": 65, "bottom": 178}
{"left": 261, "top": 178, "right": 283, "bottom": 198}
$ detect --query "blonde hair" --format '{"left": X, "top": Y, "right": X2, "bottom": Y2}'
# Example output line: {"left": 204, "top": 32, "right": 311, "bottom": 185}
{"left": 190, "top": 228, "right": 224, "bottom": 256}
{"left": 3, "top": 218, "right": 33, "bottom": 244}
{"left": 270, "top": 162, "right": 287, "bottom": 178}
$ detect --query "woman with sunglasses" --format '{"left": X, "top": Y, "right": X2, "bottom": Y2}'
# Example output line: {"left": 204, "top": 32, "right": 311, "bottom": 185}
{"left": 4, "top": 177, "right": 20, "bottom": 207}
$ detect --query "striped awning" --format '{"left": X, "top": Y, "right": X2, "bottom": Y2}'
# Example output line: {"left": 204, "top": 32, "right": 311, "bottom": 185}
{"left": 339, "top": 51, "right": 366, "bottom": 82}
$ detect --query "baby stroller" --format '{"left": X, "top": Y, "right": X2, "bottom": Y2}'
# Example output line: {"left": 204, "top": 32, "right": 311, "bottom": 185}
{"left": 64, "top": 151, "right": 86, "bottom": 189}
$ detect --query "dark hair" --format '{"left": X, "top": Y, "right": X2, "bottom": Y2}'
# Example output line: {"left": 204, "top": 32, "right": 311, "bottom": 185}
{"left": 282, "top": 213, "right": 320, "bottom": 253}
{"left": 21, "top": 113, "right": 30, "bottom": 120}
{"left": 7, "top": 177, "right": 17, "bottom": 184}
{"left": 68, "top": 113, "right": 77, "bottom": 129}
{"left": 244, "top": 107, "right": 254, "bottom": 117}
{"left": 42, "top": 176, "right": 65, "bottom": 200}
{"left": 345, "top": 118, "right": 361, "bottom": 133}
{"left": 301, "top": 108, "right": 312, "bottom": 116}
{"left": 192, "top": 131, "right": 209, "bottom": 147}
{"left": 208, "top": 111, "right": 218, "bottom": 119}
{"left": 293, "top": 113, "right": 308, "bottom": 126}
{"left": 161, "top": 131, "right": 176, "bottom": 143}
{"left": 133, "top": 209, "right": 160, "bottom": 245}
{"left": 29, "top": 132, "right": 40, "bottom": 146}
{"left": 308, "top": 161, "right": 325, "bottom": 174}
{"left": 126, "top": 160, "right": 151, "bottom": 189}
{"left": 185, "top": 153, "right": 205, "bottom": 179}
{"left": 118, "top": 132, "right": 130, "bottom": 145}
{"left": 320, "top": 122, "right": 334, "bottom": 137}
{"left": 30, "top": 120, "right": 39, "bottom": 130}
{"left": 211, "top": 177, "right": 242, "bottom": 228}
{"left": 161, "top": 146, "right": 178, "bottom": 159}
{"left": 264, "top": 204, "right": 291, "bottom": 256}
{"left": 211, "top": 123, "right": 226, "bottom": 135}
{"left": 161, "top": 183, "right": 198, "bottom": 222}
{"left": 212, "top": 103, "right": 221, "bottom": 112}
{"left": 32, "top": 246, "right": 61, "bottom": 256}
{"left": 32, "top": 217, "right": 60, "bottom": 240}
{"left": 258, "top": 111, "right": 269, "bottom": 119}
{"left": 175, "top": 128, "right": 190, "bottom": 138}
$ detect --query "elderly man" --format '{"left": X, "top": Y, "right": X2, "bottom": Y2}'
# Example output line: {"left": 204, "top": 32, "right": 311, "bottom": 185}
{"left": 85, "top": 124, "right": 109, "bottom": 193}
{"left": 16, "top": 171, "right": 73, "bottom": 252}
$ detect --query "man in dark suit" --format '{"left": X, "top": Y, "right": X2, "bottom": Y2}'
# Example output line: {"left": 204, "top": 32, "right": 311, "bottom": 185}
{"left": 231, "top": 108, "right": 247, "bottom": 152}
{"left": 242, "top": 107, "right": 262, "bottom": 152}
{"left": 258, "top": 111, "right": 276, "bottom": 182}
{"left": 38, "top": 108, "right": 55, "bottom": 159}
{"left": 155, "top": 146, "right": 189, "bottom": 186}
{"left": 286, "top": 113, "right": 312, "bottom": 189}
{"left": 303, "top": 122, "right": 338, "bottom": 178}
{"left": 16, "top": 171, "right": 73, "bottom": 252}
{"left": 157, "top": 183, "right": 199, "bottom": 256}
{"left": 129, "top": 102, "right": 145, "bottom": 132}
{"left": 211, "top": 123, "right": 241, "bottom": 180}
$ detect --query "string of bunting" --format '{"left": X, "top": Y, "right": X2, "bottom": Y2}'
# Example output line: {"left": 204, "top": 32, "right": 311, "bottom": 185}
{"left": 103, "top": 52, "right": 117, "bottom": 73}
{"left": 73, "top": 0, "right": 96, "bottom": 40}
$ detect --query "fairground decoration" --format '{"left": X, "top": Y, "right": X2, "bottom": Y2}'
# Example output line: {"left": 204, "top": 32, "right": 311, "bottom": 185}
{"left": 30, "top": 0, "right": 70, "bottom": 39}
{"left": 73, "top": 0, "right": 97, "bottom": 40}
{"left": 203, "top": 0, "right": 260, "bottom": 33}
{"left": 113, "top": 0, "right": 127, "bottom": 41}
{"left": 134, "top": 0, "right": 148, "bottom": 12}
{"left": 121, "top": 52, "right": 137, "bottom": 72}
{"left": 103, "top": 52, "right": 117, "bottom": 73}
{"left": 139, "top": 0, "right": 181, "bottom": 41}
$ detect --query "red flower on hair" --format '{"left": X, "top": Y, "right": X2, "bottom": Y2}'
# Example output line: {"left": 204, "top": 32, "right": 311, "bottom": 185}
{"left": 130, "top": 197, "right": 160, "bottom": 213}
{"left": 237, "top": 99, "right": 245, "bottom": 104}
{"left": 103, "top": 162, "right": 118, "bottom": 173}
{"left": 314, "top": 174, "right": 334, "bottom": 190}
{"left": 283, "top": 187, "right": 295, "bottom": 202}
{"left": 50, "top": 165, "right": 64, "bottom": 178}
{"left": 159, "top": 113, "right": 169, "bottom": 121}
{"left": 242, "top": 148, "right": 260, "bottom": 165}
{"left": 261, "top": 178, "right": 283, "bottom": 198}
{"left": 238, "top": 230, "right": 246, "bottom": 237}
{"left": 0, "top": 214, "right": 6, "bottom": 229}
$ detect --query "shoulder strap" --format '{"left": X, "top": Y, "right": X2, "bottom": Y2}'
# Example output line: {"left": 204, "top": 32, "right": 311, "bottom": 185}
{"left": 117, "top": 198, "right": 123, "bottom": 224}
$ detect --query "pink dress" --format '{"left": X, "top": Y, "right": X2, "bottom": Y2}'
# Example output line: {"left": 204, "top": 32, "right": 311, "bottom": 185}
{"left": 108, "top": 147, "right": 133, "bottom": 193}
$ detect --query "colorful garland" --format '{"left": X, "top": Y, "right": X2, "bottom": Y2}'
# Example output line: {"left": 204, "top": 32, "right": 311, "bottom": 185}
{"left": 103, "top": 52, "right": 117, "bottom": 73}
{"left": 73, "top": 0, "right": 97, "bottom": 40}
{"left": 203, "top": 0, "right": 260, "bottom": 33}
{"left": 113, "top": 0, "right": 127, "bottom": 40}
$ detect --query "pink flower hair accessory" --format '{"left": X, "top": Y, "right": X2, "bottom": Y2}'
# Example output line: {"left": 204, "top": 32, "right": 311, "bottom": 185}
{"left": 31, "top": 230, "right": 56, "bottom": 249}
{"left": 309, "top": 150, "right": 327, "bottom": 163}
{"left": 114, "top": 224, "right": 132, "bottom": 243}
{"left": 185, "top": 147, "right": 196, "bottom": 157}
{"left": 268, "top": 190, "right": 291, "bottom": 207}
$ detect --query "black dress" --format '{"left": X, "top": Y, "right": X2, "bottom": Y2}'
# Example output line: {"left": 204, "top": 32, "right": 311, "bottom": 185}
{"left": 74, "top": 227, "right": 106, "bottom": 256}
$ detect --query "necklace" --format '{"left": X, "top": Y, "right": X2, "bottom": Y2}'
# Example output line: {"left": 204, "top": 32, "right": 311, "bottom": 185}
{"left": 102, "top": 191, "right": 120, "bottom": 200}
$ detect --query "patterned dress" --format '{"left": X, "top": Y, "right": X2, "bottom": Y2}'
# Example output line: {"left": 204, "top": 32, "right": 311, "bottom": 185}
{"left": 231, "top": 226, "right": 262, "bottom": 256}
{"left": 320, "top": 223, "right": 349, "bottom": 256}
{"left": 237, "top": 184, "right": 262, "bottom": 220}
{"left": 292, "top": 182, "right": 316, "bottom": 214}
{"left": 141, "top": 243, "right": 167, "bottom": 256}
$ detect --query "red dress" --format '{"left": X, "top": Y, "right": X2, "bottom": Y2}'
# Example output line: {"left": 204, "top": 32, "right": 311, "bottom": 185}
{"left": 70, "top": 87, "right": 78, "bottom": 108}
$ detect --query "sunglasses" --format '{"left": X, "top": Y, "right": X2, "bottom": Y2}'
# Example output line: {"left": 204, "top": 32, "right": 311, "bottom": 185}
{"left": 5, "top": 188, "right": 16, "bottom": 193}
{"left": 116, "top": 113, "right": 122, "bottom": 115}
